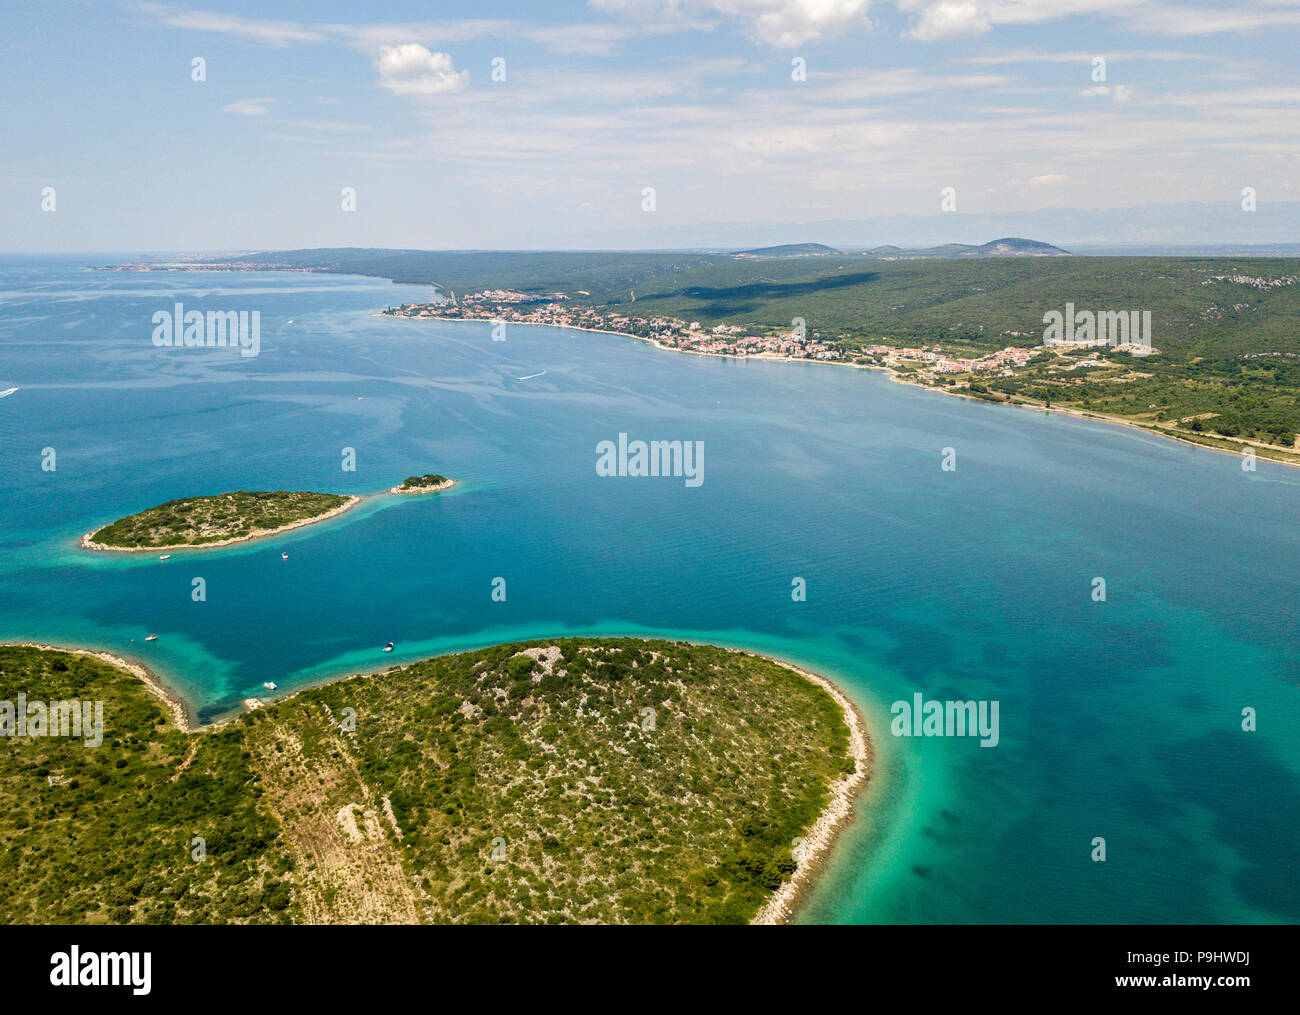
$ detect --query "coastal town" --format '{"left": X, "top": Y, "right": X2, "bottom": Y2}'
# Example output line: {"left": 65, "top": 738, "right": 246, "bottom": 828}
{"left": 383, "top": 291, "right": 1051, "bottom": 386}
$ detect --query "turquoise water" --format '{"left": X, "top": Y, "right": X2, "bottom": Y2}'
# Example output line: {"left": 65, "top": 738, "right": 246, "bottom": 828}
{"left": 1, "top": 256, "right": 1297, "bottom": 923}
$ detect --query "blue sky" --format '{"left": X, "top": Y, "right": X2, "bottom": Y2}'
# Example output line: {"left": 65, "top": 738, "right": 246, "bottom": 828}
{"left": 5, "top": 0, "right": 1300, "bottom": 251}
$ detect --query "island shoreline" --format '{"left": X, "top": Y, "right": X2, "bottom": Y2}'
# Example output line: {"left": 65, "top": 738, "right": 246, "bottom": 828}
{"left": 79, "top": 495, "right": 364, "bottom": 553}
{"left": 388, "top": 478, "right": 456, "bottom": 495}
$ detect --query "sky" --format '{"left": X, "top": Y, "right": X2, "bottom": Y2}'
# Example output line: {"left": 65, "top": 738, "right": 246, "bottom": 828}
{"left": 4, "top": 0, "right": 1300, "bottom": 251}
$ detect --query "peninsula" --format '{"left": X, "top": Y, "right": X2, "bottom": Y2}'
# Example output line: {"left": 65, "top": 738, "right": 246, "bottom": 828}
{"left": 0, "top": 639, "right": 867, "bottom": 925}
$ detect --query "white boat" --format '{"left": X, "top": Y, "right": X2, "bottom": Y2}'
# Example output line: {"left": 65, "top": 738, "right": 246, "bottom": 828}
{"left": 263, "top": 681, "right": 277, "bottom": 691}
{"left": 281, "top": 552, "right": 289, "bottom": 560}
{"left": 0, "top": 387, "right": 17, "bottom": 399}
{"left": 145, "top": 634, "right": 158, "bottom": 642}
{"left": 383, "top": 642, "right": 394, "bottom": 653}
{"left": 158, "top": 554, "right": 171, "bottom": 560}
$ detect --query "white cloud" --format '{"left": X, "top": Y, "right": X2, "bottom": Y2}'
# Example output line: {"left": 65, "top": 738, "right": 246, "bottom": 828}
{"left": 374, "top": 44, "right": 469, "bottom": 96}
{"left": 907, "top": 2, "right": 990, "bottom": 40}
{"left": 1125, "top": 2, "right": 1300, "bottom": 36}
{"left": 136, "top": 0, "right": 1300, "bottom": 59}
{"left": 731, "top": 0, "right": 873, "bottom": 46}
{"left": 591, "top": 0, "right": 872, "bottom": 47}
{"left": 340, "top": 20, "right": 514, "bottom": 49}
{"left": 221, "top": 98, "right": 274, "bottom": 115}
{"left": 136, "top": 5, "right": 509, "bottom": 51}
{"left": 135, "top": 3, "right": 324, "bottom": 45}
{"left": 898, "top": 0, "right": 1300, "bottom": 42}
{"left": 1030, "top": 173, "right": 1068, "bottom": 184}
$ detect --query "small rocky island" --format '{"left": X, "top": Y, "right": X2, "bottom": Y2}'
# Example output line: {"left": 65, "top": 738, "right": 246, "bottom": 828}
{"left": 81, "top": 490, "right": 360, "bottom": 551}
{"left": 389, "top": 474, "right": 455, "bottom": 495}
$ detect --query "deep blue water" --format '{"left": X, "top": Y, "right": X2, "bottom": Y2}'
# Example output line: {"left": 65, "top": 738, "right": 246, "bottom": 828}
{"left": 1, "top": 257, "right": 1297, "bottom": 923}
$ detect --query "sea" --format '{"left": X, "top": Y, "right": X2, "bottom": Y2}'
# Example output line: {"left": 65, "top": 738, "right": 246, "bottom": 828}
{"left": 1, "top": 254, "right": 1297, "bottom": 923}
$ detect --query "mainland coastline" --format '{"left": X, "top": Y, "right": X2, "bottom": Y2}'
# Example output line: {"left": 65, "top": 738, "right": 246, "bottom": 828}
{"left": 389, "top": 308, "right": 1300, "bottom": 470}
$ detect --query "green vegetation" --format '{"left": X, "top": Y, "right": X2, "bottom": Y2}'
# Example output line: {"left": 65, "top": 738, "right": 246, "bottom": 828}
{"left": 0, "top": 647, "right": 286, "bottom": 924}
{"left": 0, "top": 640, "right": 856, "bottom": 924}
{"left": 395, "top": 474, "right": 451, "bottom": 491}
{"left": 88, "top": 490, "right": 351, "bottom": 549}
{"left": 231, "top": 249, "right": 1300, "bottom": 459}
{"left": 969, "top": 346, "right": 1300, "bottom": 454}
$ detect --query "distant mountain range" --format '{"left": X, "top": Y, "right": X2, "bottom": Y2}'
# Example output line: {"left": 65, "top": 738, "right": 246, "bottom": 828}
{"left": 562, "top": 202, "right": 1300, "bottom": 253}
{"left": 733, "top": 242, "right": 841, "bottom": 258}
{"left": 865, "top": 237, "right": 1069, "bottom": 259}
{"left": 732, "top": 237, "right": 1069, "bottom": 259}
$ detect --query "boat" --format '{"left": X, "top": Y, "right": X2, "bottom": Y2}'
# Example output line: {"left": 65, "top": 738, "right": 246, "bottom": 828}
{"left": 281, "top": 552, "right": 289, "bottom": 560}
{"left": 383, "top": 642, "right": 394, "bottom": 653}
{"left": 145, "top": 634, "right": 157, "bottom": 642}
{"left": 158, "top": 554, "right": 171, "bottom": 560}
{"left": 0, "top": 386, "right": 17, "bottom": 399}
{"left": 263, "top": 681, "right": 277, "bottom": 691}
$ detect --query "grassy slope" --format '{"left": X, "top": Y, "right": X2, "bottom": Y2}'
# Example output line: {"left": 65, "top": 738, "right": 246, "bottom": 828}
{"left": 0, "top": 647, "right": 287, "bottom": 924}
{"left": 1, "top": 639, "right": 854, "bottom": 925}
{"left": 90, "top": 490, "right": 349, "bottom": 548}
